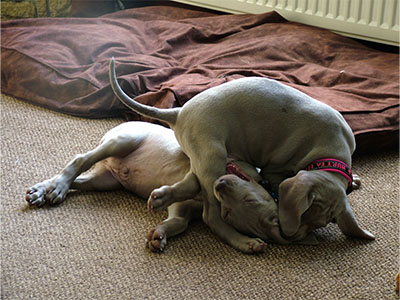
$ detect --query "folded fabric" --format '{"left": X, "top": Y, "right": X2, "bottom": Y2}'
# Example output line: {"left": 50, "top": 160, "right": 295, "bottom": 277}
{"left": 1, "top": 6, "right": 398, "bottom": 153}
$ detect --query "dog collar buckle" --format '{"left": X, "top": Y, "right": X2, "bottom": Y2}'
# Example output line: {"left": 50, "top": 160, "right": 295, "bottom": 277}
{"left": 304, "top": 158, "right": 353, "bottom": 195}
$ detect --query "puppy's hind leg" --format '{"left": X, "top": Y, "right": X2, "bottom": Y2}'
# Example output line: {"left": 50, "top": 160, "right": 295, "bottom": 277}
{"left": 26, "top": 132, "right": 139, "bottom": 207}
{"left": 70, "top": 163, "right": 122, "bottom": 191}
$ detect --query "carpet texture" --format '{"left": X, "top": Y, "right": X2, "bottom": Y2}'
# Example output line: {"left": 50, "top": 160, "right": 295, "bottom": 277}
{"left": 1, "top": 94, "right": 399, "bottom": 300}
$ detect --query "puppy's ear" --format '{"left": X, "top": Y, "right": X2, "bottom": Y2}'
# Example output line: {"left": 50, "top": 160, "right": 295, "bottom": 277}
{"left": 278, "top": 174, "right": 315, "bottom": 237}
{"left": 336, "top": 199, "right": 375, "bottom": 240}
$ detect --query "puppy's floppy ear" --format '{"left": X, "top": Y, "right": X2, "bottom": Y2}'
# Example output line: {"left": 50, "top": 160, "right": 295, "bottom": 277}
{"left": 336, "top": 198, "right": 375, "bottom": 240}
{"left": 278, "top": 174, "right": 315, "bottom": 237}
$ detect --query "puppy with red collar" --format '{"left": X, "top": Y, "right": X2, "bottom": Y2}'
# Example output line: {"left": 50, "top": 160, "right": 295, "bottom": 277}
{"left": 26, "top": 121, "right": 282, "bottom": 253}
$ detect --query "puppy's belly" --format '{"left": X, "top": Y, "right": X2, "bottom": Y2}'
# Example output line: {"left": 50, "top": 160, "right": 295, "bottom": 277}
{"left": 102, "top": 151, "right": 189, "bottom": 199}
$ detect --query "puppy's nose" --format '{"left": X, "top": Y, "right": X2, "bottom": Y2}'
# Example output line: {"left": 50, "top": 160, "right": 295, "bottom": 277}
{"left": 215, "top": 178, "right": 227, "bottom": 191}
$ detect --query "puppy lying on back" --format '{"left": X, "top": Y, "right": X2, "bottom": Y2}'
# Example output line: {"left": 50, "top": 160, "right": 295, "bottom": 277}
{"left": 26, "top": 122, "right": 287, "bottom": 252}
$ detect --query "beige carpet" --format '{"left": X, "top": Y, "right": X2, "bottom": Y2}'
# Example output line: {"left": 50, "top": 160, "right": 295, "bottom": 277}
{"left": 1, "top": 94, "right": 399, "bottom": 300}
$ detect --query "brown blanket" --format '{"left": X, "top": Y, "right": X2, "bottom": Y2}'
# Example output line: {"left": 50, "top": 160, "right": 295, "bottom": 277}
{"left": 1, "top": 6, "right": 398, "bottom": 153}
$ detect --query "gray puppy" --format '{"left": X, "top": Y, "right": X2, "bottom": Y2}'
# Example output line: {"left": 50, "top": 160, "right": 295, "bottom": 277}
{"left": 26, "top": 121, "right": 284, "bottom": 252}
{"left": 109, "top": 58, "right": 374, "bottom": 253}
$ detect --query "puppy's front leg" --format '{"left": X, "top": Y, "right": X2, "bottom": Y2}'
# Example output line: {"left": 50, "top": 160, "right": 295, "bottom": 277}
{"left": 193, "top": 151, "right": 267, "bottom": 254}
{"left": 147, "top": 199, "right": 202, "bottom": 252}
{"left": 148, "top": 171, "right": 200, "bottom": 211}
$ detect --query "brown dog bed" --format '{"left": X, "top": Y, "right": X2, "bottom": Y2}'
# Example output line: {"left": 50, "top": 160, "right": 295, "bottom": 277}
{"left": 1, "top": 5, "right": 398, "bottom": 153}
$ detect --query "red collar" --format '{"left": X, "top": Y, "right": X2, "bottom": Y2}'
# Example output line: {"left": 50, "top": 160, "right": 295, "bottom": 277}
{"left": 225, "top": 162, "right": 252, "bottom": 181}
{"left": 304, "top": 158, "right": 353, "bottom": 194}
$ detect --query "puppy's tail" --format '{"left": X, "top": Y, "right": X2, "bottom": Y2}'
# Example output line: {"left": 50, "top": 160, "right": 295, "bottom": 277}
{"left": 109, "top": 57, "right": 179, "bottom": 127}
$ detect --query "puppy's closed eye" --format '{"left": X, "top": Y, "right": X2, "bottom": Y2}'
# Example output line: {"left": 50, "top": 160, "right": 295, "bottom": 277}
{"left": 244, "top": 198, "right": 257, "bottom": 203}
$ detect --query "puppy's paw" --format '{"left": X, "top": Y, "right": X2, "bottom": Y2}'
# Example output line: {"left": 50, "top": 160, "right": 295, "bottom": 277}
{"left": 244, "top": 238, "right": 267, "bottom": 254}
{"left": 25, "top": 176, "right": 70, "bottom": 207}
{"left": 26, "top": 182, "right": 48, "bottom": 207}
{"left": 146, "top": 228, "right": 168, "bottom": 253}
{"left": 147, "top": 186, "right": 174, "bottom": 212}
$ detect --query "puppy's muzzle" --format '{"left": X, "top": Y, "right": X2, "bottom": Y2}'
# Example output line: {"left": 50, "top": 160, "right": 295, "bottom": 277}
{"left": 214, "top": 178, "right": 230, "bottom": 192}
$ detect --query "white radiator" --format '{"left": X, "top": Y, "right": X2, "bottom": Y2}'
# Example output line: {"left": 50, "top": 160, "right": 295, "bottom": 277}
{"left": 173, "top": 0, "right": 399, "bottom": 46}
